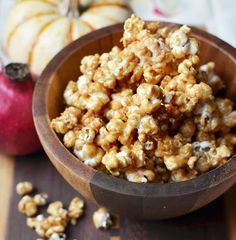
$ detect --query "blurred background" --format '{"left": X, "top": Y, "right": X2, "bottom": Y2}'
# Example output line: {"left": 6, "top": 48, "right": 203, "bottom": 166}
{"left": 1, "top": 0, "right": 236, "bottom": 47}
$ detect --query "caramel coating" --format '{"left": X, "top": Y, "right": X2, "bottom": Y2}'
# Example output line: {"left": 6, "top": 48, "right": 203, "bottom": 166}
{"left": 51, "top": 15, "right": 236, "bottom": 183}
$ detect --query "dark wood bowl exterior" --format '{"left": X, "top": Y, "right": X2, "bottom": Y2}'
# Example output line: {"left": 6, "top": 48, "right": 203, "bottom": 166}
{"left": 33, "top": 23, "right": 236, "bottom": 220}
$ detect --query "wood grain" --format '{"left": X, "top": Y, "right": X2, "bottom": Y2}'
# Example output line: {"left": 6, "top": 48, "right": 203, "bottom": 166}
{"left": 224, "top": 185, "right": 236, "bottom": 240}
{"left": 33, "top": 22, "right": 236, "bottom": 220}
{"left": 6, "top": 152, "right": 109, "bottom": 240}
{"left": 5, "top": 152, "right": 235, "bottom": 240}
{"left": 0, "top": 154, "right": 14, "bottom": 240}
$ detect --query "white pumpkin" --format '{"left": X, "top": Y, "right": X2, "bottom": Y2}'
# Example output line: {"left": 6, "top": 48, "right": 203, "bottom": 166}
{"left": 3, "top": 0, "right": 131, "bottom": 76}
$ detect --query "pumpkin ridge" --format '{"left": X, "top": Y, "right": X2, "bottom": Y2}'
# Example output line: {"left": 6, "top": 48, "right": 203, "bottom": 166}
{"left": 28, "top": 17, "right": 61, "bottom": 66}
{"left": 89, "top": 2, "right": 130, "bottom": 11}
{"left": 25, "top": 0, "right": 57, "bottom": 7}
{"left": 80, "top": 20, "right": 96, "bottom": 30}
{"left": 67, "top": 20, "right": 74, "bottom": 43}
{"left": 6, "top": 11, "right": 59, "bottom": 49}
{"left": 87, "top": 10, "right": 123, "bottom": 23}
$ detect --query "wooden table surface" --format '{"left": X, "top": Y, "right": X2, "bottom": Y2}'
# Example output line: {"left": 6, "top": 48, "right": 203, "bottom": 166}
{"left": 0, "top": 151, "right": 236, "bottom": 240}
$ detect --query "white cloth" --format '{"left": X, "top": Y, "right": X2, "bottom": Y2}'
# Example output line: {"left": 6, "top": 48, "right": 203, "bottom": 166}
{"left": 129, "top": 0, "right": 236, "bottom": 47}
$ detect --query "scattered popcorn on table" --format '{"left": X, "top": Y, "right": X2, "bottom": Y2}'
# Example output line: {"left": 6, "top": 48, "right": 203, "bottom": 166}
{"left": 17, "top": 182, "right": 85, "bottom": 239}
{"left": 93, "top": 208, "right": 113, "bottom": 230}
{"left": 51, "top": 14, "right": 236, "bottom": 183}
{"left": 68, "top": 197, "right": 84, "bottom": 225}
{"left": 34, "top": 193, "right": 48, "bottom": 206}
{"left": 18, "top": 195, "right": 38, "bottom": 217}
{"left": 16, "top": 181, "right": 33, "bottom": 195}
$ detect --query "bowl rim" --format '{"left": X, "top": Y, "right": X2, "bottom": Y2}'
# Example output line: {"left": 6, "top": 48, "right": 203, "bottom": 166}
{"left": 33, "top": 22, "right": 236, "bottom": 198}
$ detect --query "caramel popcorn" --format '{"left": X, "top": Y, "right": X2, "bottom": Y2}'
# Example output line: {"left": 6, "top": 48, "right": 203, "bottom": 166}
{"left": 47, "top": 201, "right": 68, "bottom": 218}
{"left": 18, "top": 195, "right": 38, "bottom": 217}
{"left": 34, "top": 193, "right": 48, "bottom": 206}
{"left": 27, "top": 214, "right": 67, "bottom": 238}
{"left": 16, "top": 181, "right": 85, "bottom": 239}
{"left": 68, "top": 197, "right": 84, "bottom": 225}
{"left": 51, "top": 15, "right": 236, "bottom": 183}
{"left": 26, "top": 201, "right": 69, "bottom": 238}
{"left": 125, "top": 169, "right": 155, "bottom": 183}
{"left": 16, "top": 181, "right": 33, "bottom": 195}
{"left": 93, "top": 208, "right": 113, "bottom": 229}
{"left": 51, "top": 107, "right": 82, "bottom": 134}
{"left": 102, "top": 146, "right": 133, "bottom": 176}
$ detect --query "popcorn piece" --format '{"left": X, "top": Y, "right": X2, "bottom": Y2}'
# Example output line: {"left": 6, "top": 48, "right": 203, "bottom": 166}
{"left": 187, "top": 156, "right": 198, "bottom": 169}
{"left": 179, "top": 119, "right": 196, "bottom": 139}
{"left": 194, "top": 100, "right": 222, "bottom": 133}
{"left": 178, "top": 59, "right": 196, "bottom": 75}
{"left": 34, "top": 193, "right": 48, "bottom": 206}
{"left": 74, "top": 143, "right": 104, "bottom": 167}
{"left": 122, "top": 14, "right": 145, "bottom": 47}
{"left": 81, "top": 114, "right": 104, "bottom": 133}
{"left": 96, "top": 119, "right": 125, "bottom": 149}
{"left": 16, "top": 181, "right": 33, "bottom": 196}
{"left": 27, "top": 214, "right": 45, "bottom": 228}
{"left": 76, "top": 75, "right": 91, "bottom": 95}
{"left": 164, "top": 144, "right": 192, "bottom": 171}
{"left": 162, "top": 74, "right": 213, "bottom": 114}
{"left": 63, "top": 81, "right": 81, "bottom": 108}
{"left": 28, "top": 214, "right": 67, "bottom": 238}
{"left": 51, "top": 107, "right": 82, "bottom": 134}
{"left": 63, "top": 128, "right": 79, "bottom": 148}
{"left": 171, "top": 169, "right": 197, "bottom": 182}
{"left": 80, "top": 54, "right": 100, "bottom": 80}
{"left": 131, "top": 141, "right": 146, "bottom": 168}
{"left": 93, "top": 208, "right": 113, "bottom": 229}
{"left": 111, "top": 89, "right": 133, "bottom": 110}
{"left": 118, "top": 113, "right": 140, "bottom": 145}
{"left": 76, "top": 127, "right": 96, "bottom": 145}
{"left": 138, "top": 115, "right": 159, "bottom": 142}
{"left": 68, "top": 197, "right": 84, "bottom": 225}
{"left": 167, "top": 25, "right": 199, "bottom": 58}
{"left": 96, "top": 127, "right": 118, "bottom": 150}
{"left": 45, "top": 224, "right": 65, "bottom": 238}
{"left": 223, "top": 111, "right": 236, "bottom": 128}
{"left": 18, "top": 195, "right": 38, "bottom": 217}
{"left": 93, "top": 48, "right": 121, "bottom": 88}
{"left": 106, "top": 118, "right": 125, "bottom": 135}
{"left": 217, "top": 134, "right": 236, "bottom": 151}
{"left": 216, "top": 98, "right": 233, "bottom": 115}
{"left": 156, "top": 134, "right": 184, "bottom": 157}
{"left": 125, "top": 169, "right": 155, "bottom": 183}
{"left": 198, "top": 62, "right": 224, "bottom": 93}
{"left": 102, "top": 146, "right": 133, "bottom": 176}
{"left": 134, "top": 83, "right": 163, "bottom": 114}
{"left": 94, "top": 65, "right": 116, "bottom": 89}
{"left": 86, "top": 91, "right": 110, "bottom": 112}
{"left": 47, "top": 201, "right": 68, "bottom": 219}
{"left": 105, "top": 108, "right": 127, "bottom": 121}
{"left": 193, "top": 141, "right": 232, "bottom": 172}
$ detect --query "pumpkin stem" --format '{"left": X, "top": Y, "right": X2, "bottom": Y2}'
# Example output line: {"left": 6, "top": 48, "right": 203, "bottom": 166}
{"left": 60, "top": 0, "right": 80, "bottom": 18}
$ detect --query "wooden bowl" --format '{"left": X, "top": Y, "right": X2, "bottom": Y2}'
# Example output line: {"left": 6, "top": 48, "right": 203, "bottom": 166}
{"left": 33, "top": 23, "right": 236, "bottom": 220}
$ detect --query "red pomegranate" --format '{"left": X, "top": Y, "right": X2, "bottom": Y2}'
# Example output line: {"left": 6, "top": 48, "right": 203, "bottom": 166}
{"left": 0, "top": 63, "right": 41, "bottom": 155}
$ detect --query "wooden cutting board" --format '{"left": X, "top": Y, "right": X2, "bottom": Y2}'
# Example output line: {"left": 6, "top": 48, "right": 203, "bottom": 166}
{"left": 1, "top": 151, "right": 236, "bottom": 240}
